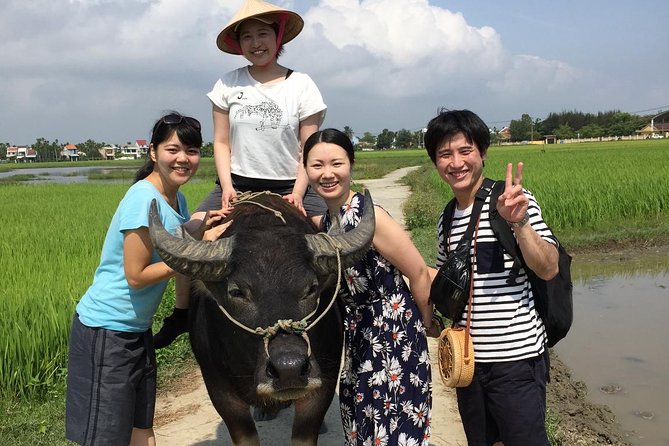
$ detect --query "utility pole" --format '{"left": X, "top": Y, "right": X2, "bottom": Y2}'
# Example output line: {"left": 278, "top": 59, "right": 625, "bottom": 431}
{"left": 530, "top": 119, "right": 534, "bottom": 141}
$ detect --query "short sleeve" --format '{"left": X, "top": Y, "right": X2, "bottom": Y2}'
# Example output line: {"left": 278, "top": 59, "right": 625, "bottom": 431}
{"left": 117, "top": 191, "right": 152, "bottom": 233}
{"left": 207, "top": 78, "right": 230, "bottom": 111}
{"left": 297, "top": 74, "right": 327, "bottom": 123}
{"left": 525, "top": 190, "right": 558, "bottom": 246}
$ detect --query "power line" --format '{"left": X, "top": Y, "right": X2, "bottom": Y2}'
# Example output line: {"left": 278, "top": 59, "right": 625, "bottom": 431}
{"left": 348, "top": 104, "right": 668, "bottom": 137}
{"left": 630, "top": 105, "right": 669, "bottom": 114}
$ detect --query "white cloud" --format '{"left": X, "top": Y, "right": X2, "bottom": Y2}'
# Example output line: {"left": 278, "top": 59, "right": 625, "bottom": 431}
{"left": 487, "top": 54, "right": 579, "bottom": 96}
{"left": 297, "top": 0, "right": 510, "bottom": 97}
{"left": 2, "top": 0, "right": 649, "bottom": 143}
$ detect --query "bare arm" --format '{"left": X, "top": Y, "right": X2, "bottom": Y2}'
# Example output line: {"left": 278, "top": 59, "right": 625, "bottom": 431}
{"left": 212, "top": 105, "right": 236, "bottom": 208}
{"left": 512, "top": 223, "right": 558, "bottom": 280}
{"left": 310, "top": 215, "right": 323, "bottom": 229}
{"left": 371, "top": 206, "right": 435, "bottom": 331}
{"left": 283, "top": 112, "right": 323, "bottom": 214}
{"left": 295, "top": 112, "right": 322, "bottom": 196}
{"left": 497, "top": 162, "right": 558, "bottom": 280}
{"left": 123, "top": 227, "right": 175, "bottom": 289}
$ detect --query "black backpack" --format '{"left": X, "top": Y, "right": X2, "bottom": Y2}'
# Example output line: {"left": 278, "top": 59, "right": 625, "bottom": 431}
{"left": 440, "top": 178, "right": 573, "bottom": 348}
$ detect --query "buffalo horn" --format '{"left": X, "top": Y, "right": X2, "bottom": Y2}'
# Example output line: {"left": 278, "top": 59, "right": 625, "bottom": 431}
{"left": 305, "top": 189, "right": 376, "bottom": 275}
{"left": 148, "top": 199, "right": 234, "bottom": 280}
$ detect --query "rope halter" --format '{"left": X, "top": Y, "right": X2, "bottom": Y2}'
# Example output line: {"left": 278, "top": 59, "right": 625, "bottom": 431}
{"left": 215, "top": 192, "right": 342, "bottom": 358}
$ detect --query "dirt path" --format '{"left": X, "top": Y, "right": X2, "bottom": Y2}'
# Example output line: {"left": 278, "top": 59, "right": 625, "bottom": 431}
{"left": 154, "top": 166, "right": 467, "bottom": 445}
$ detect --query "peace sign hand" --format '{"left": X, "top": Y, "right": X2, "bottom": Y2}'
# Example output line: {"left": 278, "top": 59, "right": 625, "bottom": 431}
{"left": 496, "top": 162, "right": 529, "bottom": 224}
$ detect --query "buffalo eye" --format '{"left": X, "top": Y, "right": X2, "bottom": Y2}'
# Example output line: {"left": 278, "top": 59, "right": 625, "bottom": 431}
{"left": 304, "top": 279, "right": 319, "bottom": 299}
{"left": 227, "top": 283, "right": 245, "bottom": 299}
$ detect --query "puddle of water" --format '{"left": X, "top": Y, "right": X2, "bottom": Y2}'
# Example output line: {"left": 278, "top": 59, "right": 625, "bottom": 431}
{"left": 556, "top": 254, "right": 669, "bottom": 445}
{"left": 0, "top": 166, "right": 134, "bottom": 183}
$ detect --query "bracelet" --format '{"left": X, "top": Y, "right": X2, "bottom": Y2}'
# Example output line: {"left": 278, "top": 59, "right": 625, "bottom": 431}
{"left": 508, "top": 211, "right": 530, "bottom": 228}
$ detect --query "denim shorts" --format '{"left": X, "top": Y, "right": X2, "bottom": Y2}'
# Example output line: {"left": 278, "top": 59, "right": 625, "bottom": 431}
{"left": 65, "top": 314, "right": 156, "bottom": 445}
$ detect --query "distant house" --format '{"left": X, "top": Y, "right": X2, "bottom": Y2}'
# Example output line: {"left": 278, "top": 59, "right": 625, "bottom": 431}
{"left": 61, "top": 143, "right": 80, "bottom": 161}
{"left": 7, "top": 146, "right": 37, "bottom": 163}
{"left": 118, "top": 140, "right": 149, "bottom": 159}
{"left": 544, "top": 135, "right": 558, "bottom": 144}
{"left": 6, "top": 146, "right": 17, "bottom": 161}
{"left": 498, "top": 127, "right": 511, "bottom": 142}
{"left": 637, "top": 111, "right": 669, "bottom": 139}
{"left": 98, "top": 145, "right": 118, "bottom": 160}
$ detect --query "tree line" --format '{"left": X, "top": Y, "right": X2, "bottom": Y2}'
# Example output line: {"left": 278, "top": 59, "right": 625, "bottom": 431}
{"left": 504, "top": 110, "right": 649, "bottom": 142}
{"left": 344, "top": 109, "right": 653, "bottom": 150}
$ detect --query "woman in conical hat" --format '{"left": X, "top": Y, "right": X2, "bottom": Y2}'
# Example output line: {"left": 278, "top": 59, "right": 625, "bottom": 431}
{"left": 215, "top": 0, "right": 304, "bottom": 56}
{"left": 153, "top": 0, "right": 327, "bottom": 348}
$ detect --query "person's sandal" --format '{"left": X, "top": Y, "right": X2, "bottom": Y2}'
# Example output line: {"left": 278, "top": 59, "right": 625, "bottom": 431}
{"left": 153, "top": 308, "right": 188, "bottom": 349}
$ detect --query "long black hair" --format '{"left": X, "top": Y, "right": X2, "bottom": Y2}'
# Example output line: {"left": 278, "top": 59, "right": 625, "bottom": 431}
{"left": 133, "top": 111, "right": 203, "bottom": 183}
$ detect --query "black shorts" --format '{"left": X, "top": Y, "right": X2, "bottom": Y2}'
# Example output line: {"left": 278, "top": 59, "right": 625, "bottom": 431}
{"left": 455, "top": 351, "right": 550, "bottom": 446}
{"left": 196, "top": 175, "right": 327, "bottom": 217}
{"left": 65, "top": 314, "right": 156, "bottom": 445}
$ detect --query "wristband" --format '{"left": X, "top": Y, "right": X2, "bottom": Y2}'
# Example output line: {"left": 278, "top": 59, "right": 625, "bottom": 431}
{"left": 508, "top": 211, "right": 530, "bottom": 228}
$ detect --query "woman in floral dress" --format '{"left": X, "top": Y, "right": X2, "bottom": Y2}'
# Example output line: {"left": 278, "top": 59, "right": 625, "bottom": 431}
{"left": 303, "top": 128, "right": 440, "bottom": 446}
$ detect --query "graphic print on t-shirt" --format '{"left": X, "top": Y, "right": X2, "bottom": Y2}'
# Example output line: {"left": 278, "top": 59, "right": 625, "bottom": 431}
{"left": 233, "top": 99, "right": 283, "bottom": 131}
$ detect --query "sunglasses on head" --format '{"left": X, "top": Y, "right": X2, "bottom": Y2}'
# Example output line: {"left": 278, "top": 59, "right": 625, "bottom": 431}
{"left": 158, "top": 113, "right": 201, "bottom": 131}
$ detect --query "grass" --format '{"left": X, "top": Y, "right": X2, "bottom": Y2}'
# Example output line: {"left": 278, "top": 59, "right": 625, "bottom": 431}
{"left": 0, "top": 385, "right": 69, "bottom": 446}
{"left": 0, "top": 180, "right": 207, "bottom": 444}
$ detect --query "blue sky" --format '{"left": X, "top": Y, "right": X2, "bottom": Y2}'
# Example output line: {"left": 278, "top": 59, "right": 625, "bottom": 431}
{"left": 1, "top": 0, "right": 667, "bottom": 145}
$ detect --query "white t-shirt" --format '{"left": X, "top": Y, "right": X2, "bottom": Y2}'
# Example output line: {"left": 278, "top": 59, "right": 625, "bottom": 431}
{"left": 207, "top": 67, "right": 327, "bottom": 180}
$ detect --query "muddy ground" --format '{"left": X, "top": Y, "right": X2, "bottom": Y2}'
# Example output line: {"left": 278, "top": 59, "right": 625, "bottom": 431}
{"left": 546, "top": 351, "right": 631, "bottom": 445}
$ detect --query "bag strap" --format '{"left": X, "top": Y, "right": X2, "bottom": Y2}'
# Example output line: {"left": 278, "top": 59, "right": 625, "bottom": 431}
{"left": 486, "top": 180, "right": 528, "bottom": 284}
{"left": 441, "top": 178, "right": 495, "bottom": 251}
{"left": 463, "top": 217, "right": 480, "bottom": 362}
{"left": 441, "top": 180, "right": 494, "bottom": 337}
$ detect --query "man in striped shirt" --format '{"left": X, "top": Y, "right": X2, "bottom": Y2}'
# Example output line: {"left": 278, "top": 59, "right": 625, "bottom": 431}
{"left": 425, "top": 109, "right": 559, "bottom": 446}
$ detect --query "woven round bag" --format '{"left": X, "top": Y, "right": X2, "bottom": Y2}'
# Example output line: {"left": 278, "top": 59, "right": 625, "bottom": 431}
{"left": 438, "top": 327, "right": 474, "bottom": 387}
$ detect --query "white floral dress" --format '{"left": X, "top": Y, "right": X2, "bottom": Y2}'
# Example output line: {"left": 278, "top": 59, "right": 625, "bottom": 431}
{"left": 323, "top": 192, "right": 432, "bottom": 446}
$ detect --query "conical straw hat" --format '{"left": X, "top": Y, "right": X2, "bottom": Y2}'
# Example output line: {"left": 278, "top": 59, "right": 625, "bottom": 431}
{"left": 216, "top": 0, "right": 304, "bottom": 54}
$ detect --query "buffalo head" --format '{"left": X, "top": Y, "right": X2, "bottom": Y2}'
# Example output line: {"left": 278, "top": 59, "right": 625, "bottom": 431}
{"left": 149, "top": 190, "right": 375, "bottom": 403}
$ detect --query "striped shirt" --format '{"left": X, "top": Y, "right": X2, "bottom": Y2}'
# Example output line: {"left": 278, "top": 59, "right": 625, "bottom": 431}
{"left": 436, "top": 188, "right": 556, "bottom": 362}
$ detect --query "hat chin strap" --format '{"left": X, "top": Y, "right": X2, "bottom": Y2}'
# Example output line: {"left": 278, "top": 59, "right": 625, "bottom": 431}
{"left": 224, "top": 34, "right": 242, "bottom": 55}
{"left": 256, "top": 12, "right": 287, "bottom": 67}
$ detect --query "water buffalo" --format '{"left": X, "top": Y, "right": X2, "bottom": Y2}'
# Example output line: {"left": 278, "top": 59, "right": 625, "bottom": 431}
{"left": 149, "top": 191, "right": 375, "bottom": 445}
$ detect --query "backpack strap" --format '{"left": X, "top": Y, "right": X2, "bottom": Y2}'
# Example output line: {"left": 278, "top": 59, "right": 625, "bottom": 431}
{"left": 486, "top": 180, "right": 529, "bottom": 284}
{"left": 441, "top": 179, "right": 496, "bottom": 251}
